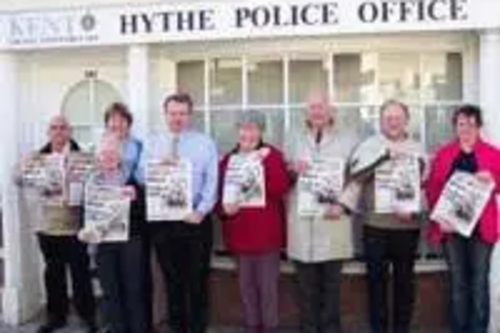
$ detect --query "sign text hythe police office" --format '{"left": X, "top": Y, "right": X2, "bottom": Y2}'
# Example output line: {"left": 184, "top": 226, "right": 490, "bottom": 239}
{"left": 120, "top": 0, "right": 468, "bottom": 35}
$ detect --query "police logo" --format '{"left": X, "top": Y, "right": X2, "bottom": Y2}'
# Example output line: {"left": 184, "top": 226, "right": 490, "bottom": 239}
{"left": 81, "top": 13, "right": 96, "bottom": 32}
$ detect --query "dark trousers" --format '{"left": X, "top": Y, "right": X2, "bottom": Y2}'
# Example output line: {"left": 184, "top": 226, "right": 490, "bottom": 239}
{"left": 443, "top": 233, "right": 493, "bottom": 333}
{"left": 294, "top": 260, "right": 342, "bottom": 333}
{"left": 37, "top": 233, "right": 96, "bottom": 323}
{"left": 363, "top": 226, "right": 420, "bottom": 333}
{"left": 150, "top": 220, "right": 213, "bottom": 333}
{"left": 237, "top": 252, "right": 281, "bottom": 331}
{"left": 96, "top": 236, "right": 152, "bottom": 333}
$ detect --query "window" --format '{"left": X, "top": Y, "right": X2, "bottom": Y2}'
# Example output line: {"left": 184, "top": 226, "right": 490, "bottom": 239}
{"left": 178, "top": 52, "right": 462, "bottom": 152}
{"left": 62, "top": 78, "right": 122, "bottom": 149}
{"left": 176, "top": 51, "right": 464, "bottom": 258}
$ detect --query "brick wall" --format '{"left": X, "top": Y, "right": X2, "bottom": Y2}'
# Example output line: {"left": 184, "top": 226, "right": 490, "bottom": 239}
{"left": 152, "top": 263, "right": 449, "bottom": 331}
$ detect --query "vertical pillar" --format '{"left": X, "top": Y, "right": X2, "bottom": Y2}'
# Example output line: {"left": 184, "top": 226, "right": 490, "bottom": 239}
{"left": 481, "top": 29, "right": 500, "bottom": 333}
{"left": 0, "top": 52, "right": 42, "bottom": 324}
{"left": 127, "top": 45, "right": 150, "bottom": 140}
{"left": 479, "top": 29, "right": 500, "bottom": 144}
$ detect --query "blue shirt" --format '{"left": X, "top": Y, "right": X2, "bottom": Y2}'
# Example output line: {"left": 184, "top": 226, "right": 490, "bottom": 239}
{"left": 136, "top": 130, "right": 219, "bottom": 216}
{"left": 121, "top": 136, "right": 143, "bottom": 181}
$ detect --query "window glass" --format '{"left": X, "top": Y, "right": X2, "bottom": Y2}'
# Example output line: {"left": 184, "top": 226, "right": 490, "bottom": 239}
{"left": 289, "top": 58, "right": 328, "bottom": 104}
{"left": 209, "top": 58, "right": 242, "bottom": 106}
{"left": 62, "top": 79, "right": 121, "bottom": 147}
{"left": 378, "top": 53, "right": 421, "bottom": 102}
{"left": 248, "top": 59, "right": 283, "bottom": 105}
{"left": 210, "top": 109, "right": 241, "bottom": 154}
{"left": 177, "top": 60, "right": 205, "bottom": 106}
{"left": 425, "top": 105, "right": 456, "bottom": 153}
{"left": 334, "top": 54, "right": 362, "bottom": 103}
{"left": 421, "top": 53, "right": 463, "bottom": 101}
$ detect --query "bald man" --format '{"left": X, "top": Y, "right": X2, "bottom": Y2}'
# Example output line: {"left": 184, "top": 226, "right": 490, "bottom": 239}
{"left": 285, "top": 92, "right": 362, "bottom": 333}
{"left": 25, "top": 116, "right": 97, "bottom": 333}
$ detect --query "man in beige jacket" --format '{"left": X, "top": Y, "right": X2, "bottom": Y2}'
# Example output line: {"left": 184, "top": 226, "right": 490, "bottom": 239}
{"left": 285, "top": 93, "right": 360, "bottom": 333}
{"left": 17, "top": 115, "right": 96, "bottom": 333}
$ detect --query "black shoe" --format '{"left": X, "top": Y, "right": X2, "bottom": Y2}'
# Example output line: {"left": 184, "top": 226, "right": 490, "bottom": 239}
{"left": 36, "top": 320, "right": 66, "bottom": 333}
{"left": 83, "top": 320, "right": 99, "bottom": 333}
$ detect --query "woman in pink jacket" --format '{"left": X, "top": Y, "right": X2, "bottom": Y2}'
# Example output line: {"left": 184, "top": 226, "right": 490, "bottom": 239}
{"left": 426, "top": 105, "right": 500, "bottom": 333}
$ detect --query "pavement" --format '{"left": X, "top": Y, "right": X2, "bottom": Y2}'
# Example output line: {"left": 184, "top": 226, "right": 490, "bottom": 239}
{"left": 0, "top": 322, "right": 448, "bottom": 333}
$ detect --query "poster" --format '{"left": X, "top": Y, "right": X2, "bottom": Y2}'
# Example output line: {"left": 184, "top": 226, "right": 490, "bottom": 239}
{"left": 349, "top": 136, "right": 389, "bottom": 177}
{"left": 297, "top": 157, "right": 345, "bottom": 217}
{"left": 19, "top": 154, "right": 48, "bottom": 188}
{"left": 41, "top": 153, "right": 66, "bottom": 206}
{"left": 66, "top": 152, "right": 95, "bottom": 206}
{"left": 430, "top": 171, "right": 494, "bottom": 237}
{"left": 223, "top": 153, "right": 266, "bottom": 208}
{"left": 146, "top": 159, "right": 193, "bottom": 221}
{"left": 375, "top": 156, "right": 421, "bottom": 214}
{"left": 83, "top": 184, "right": 130, "bottom": 243}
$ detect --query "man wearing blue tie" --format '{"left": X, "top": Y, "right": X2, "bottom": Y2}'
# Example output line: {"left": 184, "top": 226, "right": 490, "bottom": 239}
{"left": 137, "top": 92, "right": 219, "bottom": 333}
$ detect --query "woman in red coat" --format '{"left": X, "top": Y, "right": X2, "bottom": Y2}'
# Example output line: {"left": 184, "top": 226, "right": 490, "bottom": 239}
{"left": 426, "top": 105, "right": 500, "bottom": 333}
{"left": 217, "top": 110, "right": 290, "bottom": 333}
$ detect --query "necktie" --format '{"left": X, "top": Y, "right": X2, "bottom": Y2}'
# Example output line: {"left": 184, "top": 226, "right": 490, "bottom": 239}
{"left": 315, "top": 130, "right": 323, "bottom": 145}
{"left": 171, "top": 134, "right": 180, "bottom": 159}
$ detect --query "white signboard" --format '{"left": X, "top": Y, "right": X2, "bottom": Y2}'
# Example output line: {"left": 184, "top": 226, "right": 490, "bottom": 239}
{"left": 146, "top": 159, "right": 193, "bottom": 221}
{"left": 430, "top": 171, "right": 494, "bottom": 237}
{"left": 223, "top": 153, "right": 266, "bottom": 208}
{"left": 0, "top": 0, "right": 499, "bottom": 50}
{"left": 375, "top": 156, "right": 421, "bottom": 214}
{"left": 298, "top": 157, "right": 345, "bottom": 217}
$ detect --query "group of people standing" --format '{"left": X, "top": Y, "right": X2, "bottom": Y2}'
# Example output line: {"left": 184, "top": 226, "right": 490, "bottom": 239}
{"left": 16, "top": 91, "right": 500, "bottom": 333}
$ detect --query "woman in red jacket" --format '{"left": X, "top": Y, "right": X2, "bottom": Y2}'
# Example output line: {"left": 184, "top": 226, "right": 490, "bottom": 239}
{"left": 218, "top": 110, "right": 290, "bottom": 333}
{"left": 426, "top": 105, "right": 500, "bottom": 333}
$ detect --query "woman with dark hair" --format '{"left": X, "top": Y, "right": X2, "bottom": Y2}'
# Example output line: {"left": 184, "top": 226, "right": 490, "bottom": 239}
{"left": 217, "top": 110, "right": 290, "bottom": 333}
{"left": 346, "top": 100, "right": 427, "bottom": 333}
{"left": 79, "top": 103, "right": 151, "bottom": 333}
{"left": 427, "top": 104, "right": 500, "bottom": 333}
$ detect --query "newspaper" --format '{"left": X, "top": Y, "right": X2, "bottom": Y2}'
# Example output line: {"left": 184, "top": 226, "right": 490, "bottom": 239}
{"left": 41, "top": 153, "right": 66, "bottom": 207}
{"left": 66, "top": 153, "right": 95, "bottom": 206}
{"left": 430, "top": 171, "right": 494, "bottom": 237}
{"left": 297, "top": 157, "right": 345, "bottom": 217}
{"left": 20, "top": 154, "right": 48, "bottom": 188}
{"left": 222, "top": 152, "right": 266, "bottom": 208}
{"left": 146, "top": 159, "right": 193, "bottom": 221}
{"left": 349, "top": 135, "right": 389, "bottom": 178}
{"left": 375, "top": 156, "right": 421, "bottom": 214}
{"left": 83, "top": 184, "right": 131, "bottom": 243}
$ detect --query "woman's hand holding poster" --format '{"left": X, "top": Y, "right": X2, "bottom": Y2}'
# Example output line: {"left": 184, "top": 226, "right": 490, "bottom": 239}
{"left": 430, "top": 171, "right": 494, "bottom": 237}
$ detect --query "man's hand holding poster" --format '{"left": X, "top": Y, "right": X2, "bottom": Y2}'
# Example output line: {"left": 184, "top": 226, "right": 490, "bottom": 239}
{"left": 146, "top": 159, "right": 193, "bottom": 221}
{"left": 297, "top": 157, "right": 345, "bottom": 217}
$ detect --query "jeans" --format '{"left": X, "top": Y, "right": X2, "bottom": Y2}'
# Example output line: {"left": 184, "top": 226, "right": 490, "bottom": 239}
{"left": 294, "top": 260, "right": 342, "bottom": 333}
{"left": 150, "top": 220, "right": 213, "bottom": 333}
{"left": 37, "top": 233, "right": 96, "bottom": 323}
{"left": 237, "top": 252, "right": 281, "bottom": 332}
{"left": 363, "top": 226, "right": 420, "bottom": 333}
{"left": 443, "top": 233, "right": 493, "bottom": 333}
{"left": 96, "top": 236, "right": 152, "bottom": 333}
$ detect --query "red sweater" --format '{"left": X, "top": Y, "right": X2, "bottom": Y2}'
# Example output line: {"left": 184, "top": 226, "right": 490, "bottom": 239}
{"left": 426, "top": 139, "right": 500, "bottom": 244}
{"left": 217, "top": 145, "right": 290, "bottom": 255}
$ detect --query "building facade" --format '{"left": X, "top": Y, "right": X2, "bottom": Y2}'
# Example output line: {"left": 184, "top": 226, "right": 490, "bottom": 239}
{"left": 1, "top": 0, "right": 500, "bottom": 326}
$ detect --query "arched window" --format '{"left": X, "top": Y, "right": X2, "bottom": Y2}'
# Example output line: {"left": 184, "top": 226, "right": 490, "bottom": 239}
{"left": 62, "top": 77, "right": 122, "bottom": 150}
